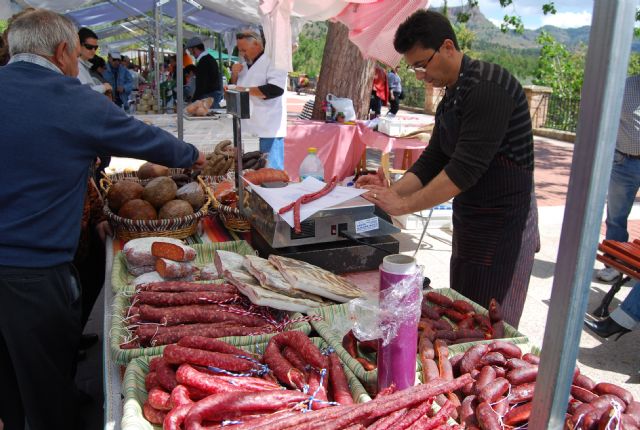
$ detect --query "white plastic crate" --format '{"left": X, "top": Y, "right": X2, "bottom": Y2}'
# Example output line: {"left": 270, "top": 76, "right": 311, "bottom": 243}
{"left": 378, "top": 116, "right": 434, "bottom": 137}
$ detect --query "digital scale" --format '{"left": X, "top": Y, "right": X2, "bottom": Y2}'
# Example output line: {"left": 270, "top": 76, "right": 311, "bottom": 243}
{"left": 224, "top": 90, "right": 400, "bottom": 273}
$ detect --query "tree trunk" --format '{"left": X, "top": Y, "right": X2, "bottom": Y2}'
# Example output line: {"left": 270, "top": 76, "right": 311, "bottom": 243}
{"left": 312, "top": 21, "right": 375, "bottom": 121}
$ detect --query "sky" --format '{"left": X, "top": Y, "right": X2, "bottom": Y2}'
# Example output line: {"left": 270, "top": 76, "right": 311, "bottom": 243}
{"left": 429, "top": 0, "right": 594, "bottom": 30}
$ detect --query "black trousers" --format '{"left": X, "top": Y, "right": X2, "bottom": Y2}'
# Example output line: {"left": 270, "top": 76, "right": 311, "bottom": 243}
{"left": 0, "top": 263, "right": 82, "bottom": 430}
{"left": 75, "top": 229, "right": 106, "bottom": 328}
{"left": 389, "top": 91, "right": 401, "bottom": 115}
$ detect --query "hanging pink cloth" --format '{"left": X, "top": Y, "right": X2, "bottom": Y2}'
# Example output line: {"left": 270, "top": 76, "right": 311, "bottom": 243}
{"left": 334, "top": 0, "right": 429, "bottom": 67}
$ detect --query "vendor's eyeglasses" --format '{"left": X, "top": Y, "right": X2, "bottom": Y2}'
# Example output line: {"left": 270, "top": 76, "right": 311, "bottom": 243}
{"left": 408, "top": 48, "right": 439, "bottom": 73}
{"left": 236, "top": 32, "right": 257, "bottom": 40}
{"left": 83, "top": 43, "right": 99, "bottom": 50}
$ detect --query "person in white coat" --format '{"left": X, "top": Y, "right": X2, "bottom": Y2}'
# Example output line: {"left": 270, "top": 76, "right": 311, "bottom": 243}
{"left": 230, "top": 31, "right": 287, "bottom": 170}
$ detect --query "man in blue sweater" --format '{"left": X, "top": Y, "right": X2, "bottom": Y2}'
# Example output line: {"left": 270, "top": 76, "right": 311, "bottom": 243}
{"left": 0, "top": 9, "right": 204, "bottom": 430}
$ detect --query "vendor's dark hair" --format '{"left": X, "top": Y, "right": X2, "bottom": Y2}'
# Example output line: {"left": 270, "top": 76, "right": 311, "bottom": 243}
{"left": 78, "top": 27, "right": 98, "bottom": 43}
{"left": 394, "top": 10, "right": 459, "bottom": 53}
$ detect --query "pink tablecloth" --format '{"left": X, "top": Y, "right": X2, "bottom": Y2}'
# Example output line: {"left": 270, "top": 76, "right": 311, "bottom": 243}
{"left": 285, "top": 119, "right": 428, "bottom": 181}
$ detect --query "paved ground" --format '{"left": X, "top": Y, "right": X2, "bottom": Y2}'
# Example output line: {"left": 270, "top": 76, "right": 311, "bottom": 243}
{"left": 79, "top": 92, "right": 639, "bottom": 429}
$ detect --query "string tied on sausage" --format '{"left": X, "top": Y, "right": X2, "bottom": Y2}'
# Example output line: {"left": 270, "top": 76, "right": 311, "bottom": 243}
{"left": 207, "top": 354, "right": 270, "bottom": 377}
{"left": 221, "top": 420, "right": 243, "bottom": 426}
{"left": 304, "top": 368, "right": 339, "bottom": 411}
{"left": 606, "top": 402, "right": 623, "bottom": 430}
{"left": 274, "top": 314, "right": 323, "bottom": 332}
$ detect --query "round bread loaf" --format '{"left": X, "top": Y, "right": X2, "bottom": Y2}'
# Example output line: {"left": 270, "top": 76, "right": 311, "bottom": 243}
{"left": 143, "top": 176, "right": 177, "bottom": 208}
{"left": 118, "top": 199, "right": 157, "bottom": 220}
{"left": 158, "top": 199, "right": 194, "bottom": 219}
{"left": 137, "top": 162, "right": 169, "bottom": 179}
{"left": 107, "top": 180, "right": 144, "bottom": 212}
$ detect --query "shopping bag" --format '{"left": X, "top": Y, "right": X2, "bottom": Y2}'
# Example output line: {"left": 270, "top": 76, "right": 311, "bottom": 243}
{"left": 326, "top": 93, "right": 356, "bottom": 121}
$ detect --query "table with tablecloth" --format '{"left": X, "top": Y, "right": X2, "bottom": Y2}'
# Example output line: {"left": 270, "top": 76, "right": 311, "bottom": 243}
{"left": 284, "top": 119, "right": 429, "bottom": 181}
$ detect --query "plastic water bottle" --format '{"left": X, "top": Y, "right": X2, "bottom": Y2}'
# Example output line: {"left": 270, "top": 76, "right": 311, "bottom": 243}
{"left": 299, "top": 147, "right": 324, "bottom": 182}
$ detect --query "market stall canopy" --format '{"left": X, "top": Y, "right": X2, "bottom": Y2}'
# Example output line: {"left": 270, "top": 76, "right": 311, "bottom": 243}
{"left": 207, "top": 48, "right": 239, "bottom": 62}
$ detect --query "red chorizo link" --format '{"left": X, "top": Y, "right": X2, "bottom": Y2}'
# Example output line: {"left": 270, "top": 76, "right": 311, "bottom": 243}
{"left": 421, "top": 358, "right": 440, "bottom": 383}
{"left": 145, "top": 371, "right": 160, "bottom": 391}
{"left": 142, "top": 401, "right": 167, "bottom": 425}
{"left": 522, "top": 352, "right": 540, "bottom": 365}
{"left": 491, "top": 365, "right": 506, "bottom": 378}
{"left": 367, "top": 408, "right": 408, "bottom": 430}
{"left": 491, "top": 321, "right": 505, "bottom": 339}
{"left": 487, "top": 340, "right": 522, "bottom": 359}
{"left": 443, "top": 308, "right": 466, "bottom": 322}
{"left": 148, "top": 387, "right": 171, "bottom": 411}
{"left": 170, "top": 385, "right": 193, "bottom": 408}
{"left": 178, "top": 336, "right": 257, "bottom": 357}
{"left": 475, "top": 366, "right": 497, "bottom": 395}
{"left": 449, "top": 353, "right": 464, "bottom": 375}
{"left": 571, "top": 402, "right": 594, "bottom": 427}
{"left": 505, "top": 357, "right": 534, "bottom": 370}
{"left": 435, "top": 339, "right": 453, "bottom": 381}
{"left": 590, "top": 394, "right": 627, "bottom": 412}
{"left": 268, "top": 331, "right": 326, "bottom": 369}
{"left": 282, "top": 346, "right": 308, "bottom": 373}
{"left": 164, "top": 403, "right": 194, "bottom": 430}
{"left": 156, "top": 358, "right": 178, "bottom": 392}
{"left": 159, "top": 305, "right": 268, "bottom": 326}
{"left": 421, "top": 303, "right": 441, "bottom": 320}
{"left": 452, "top": 299, "right": 476, "bottom": 314}
{"left": 134, "top": 290, "right": 238, "bottom": 307}
{"left": 567, "top": 399, "right": 583, "bottom": 415}
{"left": 503, "top": 401, "right": 533, "bottom": 426}
{"left": 476, "top": 401, "right": 501, "bottom": 430}
{"left": 419, "top": 331, "right": 435, "bottom": 361}
{"left": 425, "top": 291, "right": 454, "bottom": 308}
{"left": 163, "top": 344, "right": 259, "bottom": 373}
{"left": 488, "top": 299, "right": 503, "bottom": 323}
{"left": 293, "top": 198, "right": 302, "bottom": 233}
{"left": 356, "top": 357, "right": 377, "bottom": 371}
{"left": 478, "top": 377, "right": 510, "bottom": 404}
{"left": 359, "top": 340, "right": 378, "bottom": 354}
{"left": 459, "top": 344, "right": 490, "bottom": 374}
{"left": 406, "top": 399, "right": 454, "bottom": 430}
{"left": 570, "top": 385, "right": 598, "bottom": 404}
{"left": 460, "top": 395, "right": 479, "bottom": 427}
{"left": 328, "top": 352, "right": 354, "bottom": 405}
{"left": 627, "top": 401, "right": 640, "bottom": 423}
{"left": 138, "top": 281, "right": 237, "bottom": 294}
{"left": 137, "top": 323, "right": 267, "bottom": 346}
{"left": 176, "top": 364, "right": 280, "bottom": 396}
{"left": 183, "top": 390, "right": 308, "bottom": 429}
{"left": 493, "top": 397, "right": 510, "bottom": 417}
{"left": 621, "top": 413, "right": 640, "bottom": 429}
{"left": 508, "top": 382, "right": 536, "bottom": 404}
{"left": 457, "top": 316, "right": 476, "bottom": 330}
{"left": 149, "top": 356, "right": 162, "bottom": 372}
{"left": 480, "top": 351, "right": 506, "bottom": 367}
{"left": 342, "top": 331, "right": 358, "bottom": 359}
{"left": 430, "top": 319, "right": 454, "bottom": 331}
{"left": 574, "top": 373, "right": 596, "bottom": 391}
{"left": 473, "top": 314, "right": 492, "bottom": 331}
{"left": 506, "top": 365, "right": 538, "bottom": 385}
{"left": 594, "top": 382, "right": 635, "bottom": 406}
{"left": 307, "top": 368, "right": 330, "bottom": 410}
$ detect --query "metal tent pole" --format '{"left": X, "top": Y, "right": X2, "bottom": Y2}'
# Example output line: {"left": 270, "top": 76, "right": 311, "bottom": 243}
{"left": 154, "top": 5, "right": 161, "bottom": 111}
{"left": 176, "top": 0, "right": 184, "bottom": 140}
{"left": 528, "top": 0, "right": 636, "bottom": 428}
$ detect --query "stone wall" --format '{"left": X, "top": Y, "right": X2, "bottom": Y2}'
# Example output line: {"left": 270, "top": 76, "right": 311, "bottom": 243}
{"left": 523, "top": 85, "right": 553, "bottom": 129}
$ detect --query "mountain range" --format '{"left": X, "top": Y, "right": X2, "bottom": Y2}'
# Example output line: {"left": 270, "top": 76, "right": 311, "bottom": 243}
{"left": 300, "top": 6, "right": 625, "bottom": 52}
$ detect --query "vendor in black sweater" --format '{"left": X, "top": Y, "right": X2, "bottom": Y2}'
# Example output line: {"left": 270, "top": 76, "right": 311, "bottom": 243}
{"left": 186, "top": 36, "right": 222, "bottom": 107}
{"left": 357, "top": 10, "right": 539, "bottom": 328}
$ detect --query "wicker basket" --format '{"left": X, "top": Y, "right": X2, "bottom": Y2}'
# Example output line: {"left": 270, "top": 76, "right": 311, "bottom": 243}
{"left": 101, "top": 172, "right": 211, "bottom": 242}
{"left": 202, "top": 172, "right": 251, "bottom": 232}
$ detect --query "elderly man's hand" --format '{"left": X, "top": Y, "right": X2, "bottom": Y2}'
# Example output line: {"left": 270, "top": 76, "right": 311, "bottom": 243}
{"left": 231, "top": 63, "right": 244, "bottom": 75}
{"left": 95, "top": 220, "right": 113, "bottom": 242}
{"left": 192, "top": 150, "right": 207, "bottom": 170}
{"left": 103, "top": 83, "right": 112, "bottom": 92}
{"left": 355, "top": 167, "right": 386, "bottom": 188}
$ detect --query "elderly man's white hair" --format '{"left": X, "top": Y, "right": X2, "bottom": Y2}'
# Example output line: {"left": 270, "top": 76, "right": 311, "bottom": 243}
{"left": 8, "top": 9, "right": 78, "bottom": 58}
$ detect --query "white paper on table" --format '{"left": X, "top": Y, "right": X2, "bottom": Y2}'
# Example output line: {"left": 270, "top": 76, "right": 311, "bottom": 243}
{"left": 244, "top": 177, "right": 367, "bottom": 229}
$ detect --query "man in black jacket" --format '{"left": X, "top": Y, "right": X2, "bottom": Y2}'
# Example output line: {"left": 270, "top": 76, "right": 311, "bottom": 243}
{"left": 186, "top": 36, "right": 222, "bottom": 107}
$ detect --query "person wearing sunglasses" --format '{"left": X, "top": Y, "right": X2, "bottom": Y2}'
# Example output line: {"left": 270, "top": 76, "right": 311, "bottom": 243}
{"left": 357, "top": 10, "right": 539, "bottom": 328}
{"left": 76, "top": 27, "right": 111, "bottom": 95}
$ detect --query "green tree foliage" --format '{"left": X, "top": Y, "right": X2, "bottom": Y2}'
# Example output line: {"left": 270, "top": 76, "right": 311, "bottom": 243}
{"left": 292, "top": 33, "right": 326, "bottom": 79}
{"left": 0, "top": 19, "right": 7, "bottom": 33}
{"left": 533, "top": 31, "right": 585, "bottom": 99}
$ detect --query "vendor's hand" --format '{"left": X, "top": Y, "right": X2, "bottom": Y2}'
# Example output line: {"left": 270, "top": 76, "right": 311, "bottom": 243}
{"left": 103, "top": 83, "right": 112, "bottom": 92}
{"left": 231, "top": 63, "right": 244, "bottom": 74}
{"left": 362, "top": 185, "right": 408, "bottom": 216}
{"left": 355, "top": 167, "right": 386, "bottom": 188}
{"left": 192, "top": 150, "right": 207, "bottom": 170}
{"left": 117, "top": 86, "right": 124, "bottom": 93}
{"left": 96, "top": 220, "right": 113, "bottom": 242}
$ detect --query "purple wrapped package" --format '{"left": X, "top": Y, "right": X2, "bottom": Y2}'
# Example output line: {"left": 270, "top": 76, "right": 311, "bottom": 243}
{"left": 377, "top": 254, "right": 422, "bottom": 391}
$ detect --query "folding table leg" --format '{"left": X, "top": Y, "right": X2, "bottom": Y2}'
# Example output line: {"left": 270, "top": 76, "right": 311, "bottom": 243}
{"left": 592, "top": 275, "right": 630, "bottom": 318}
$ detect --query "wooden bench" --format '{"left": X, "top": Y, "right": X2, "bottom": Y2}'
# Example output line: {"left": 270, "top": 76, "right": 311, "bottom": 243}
{"left": 593, "top": 239, "right": 640, "bottom": 317}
